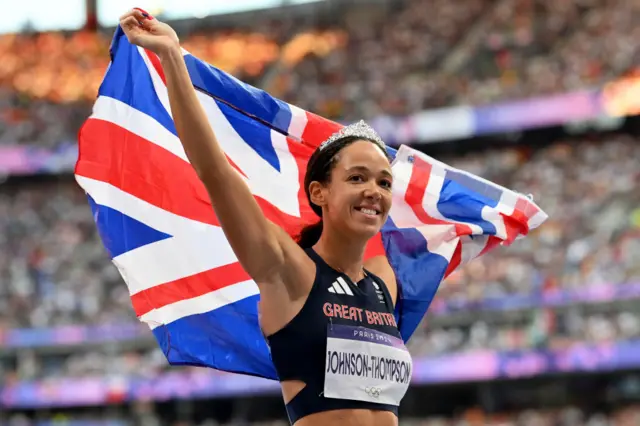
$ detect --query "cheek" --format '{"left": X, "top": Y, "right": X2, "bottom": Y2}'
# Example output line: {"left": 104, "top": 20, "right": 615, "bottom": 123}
{"left": 382, "top": 193, "right": 393, "bottom": 214}
{"left": 324, "top": 188, "right": 342, "bottom": 212}
{"left": 326, "top": 186, "right": 356, "bottom": 214}
{"left": 385, "top": 192, "right": 393, "bottom": 205}
{"left": 331, "top": 194, "right": 353, "bottom": 215}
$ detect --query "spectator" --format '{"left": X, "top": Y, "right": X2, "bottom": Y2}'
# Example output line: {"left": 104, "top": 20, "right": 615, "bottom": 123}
{"left": 1, "top": 135, "right": 638, "bottom": 331}
{"left": 0, "top": 0, "right": 638, "bottom": 145}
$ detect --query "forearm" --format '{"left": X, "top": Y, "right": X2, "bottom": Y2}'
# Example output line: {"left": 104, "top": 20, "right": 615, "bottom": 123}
{"left": 158, "top": 44, "right": 230, "bottom": 179}
{"left": 157, "top": 44, "right": 283, "bottom": 279}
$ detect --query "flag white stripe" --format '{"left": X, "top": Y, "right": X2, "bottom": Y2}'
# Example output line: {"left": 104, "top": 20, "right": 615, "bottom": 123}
{"left": 393, "top": 146, "right": 543, "bottom": 239}
{"left": 479, "top": 190, "right": 518, "bottom": 241}
{"left": 141, "top": 280, "right": 259, "bottom": 329}
{"left": 389, "top": 148, "right": 482, "bottom": 236}
{"left": 287, "top": 104, "right": 308, "bottom": 141}
{"left": 459, "top": 235, "right": 490, "bottom": 265}
{"left": 76, "top": 176, "right": 217, "bottom": 238}
{"left": 90, "top": 96, "right": 188, "bottom": 162}
{"left": 388, "top": 156, "right": 428, "bottom": 228}
{"left": 181, "top": 47, "right": 308, "bottom": 144}
{"left": 529, "top": 210, "right": 549, "bottom": 230}
{"left": 402, "top": 144, "right": 532, "bottom": 212}
{"left": 113, "top": 231, "right": 238, "bottom": 295}
{"left": 137, "top": 46, "right": 173, "bottom": 118}
{"left": 142, "top": 45, "right": 303, "bottom": 218}
{"left": 192, "top": 87, "right": 302, "bottom": 218}
{"left": 390, "top": 155, "right": 463, "bottom": 259}
{"left": 424, "top": 161, "right": 484, "bottom": 236}
{"left": 75, "top": 177, "right": 240, "bottom": 294}
{"left": 415, "top": 225, "right": 460, "bottom": 261}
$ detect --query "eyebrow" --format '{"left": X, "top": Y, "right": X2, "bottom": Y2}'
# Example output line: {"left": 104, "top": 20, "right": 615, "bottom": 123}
{"left": 346, "top": 165, "right": 393, "bottom": 179}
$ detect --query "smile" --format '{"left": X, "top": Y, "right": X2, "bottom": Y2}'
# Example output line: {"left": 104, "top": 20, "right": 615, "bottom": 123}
{"left": 355, "top": 207, "right": 380, "bottom": 216}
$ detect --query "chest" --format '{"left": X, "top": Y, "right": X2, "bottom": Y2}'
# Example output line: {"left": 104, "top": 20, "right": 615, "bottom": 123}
{"left": 313, "top": 275, "right": 399, "bottom": 336}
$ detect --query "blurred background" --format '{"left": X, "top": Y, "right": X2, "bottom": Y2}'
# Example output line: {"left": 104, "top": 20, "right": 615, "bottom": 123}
{"left": 0, "top": 0, "right": 639, "bottom": 425}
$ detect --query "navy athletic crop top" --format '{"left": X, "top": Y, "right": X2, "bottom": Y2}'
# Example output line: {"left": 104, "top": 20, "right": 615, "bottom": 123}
{"left": 266, "top": 249, "right": 412, "bottom": 425}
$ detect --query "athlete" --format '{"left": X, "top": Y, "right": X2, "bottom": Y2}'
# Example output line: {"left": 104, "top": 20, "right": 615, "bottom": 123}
{"left": 119, "top": 9, "right": 413, "bottom": 426}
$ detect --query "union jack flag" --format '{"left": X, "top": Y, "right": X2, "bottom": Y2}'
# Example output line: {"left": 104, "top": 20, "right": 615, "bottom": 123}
{"left": 75, "top": 27, "right": 548, "bottom": 380}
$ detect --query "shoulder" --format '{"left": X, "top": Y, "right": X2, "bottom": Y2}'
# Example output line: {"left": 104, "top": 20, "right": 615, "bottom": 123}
{"left": 364, "top": 255, "right": 397, "bottom": 305}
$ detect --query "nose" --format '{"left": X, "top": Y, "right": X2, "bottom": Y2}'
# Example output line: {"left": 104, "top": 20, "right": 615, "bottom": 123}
{"left": 362, "top": 183, "right": 382, "bottom": 201}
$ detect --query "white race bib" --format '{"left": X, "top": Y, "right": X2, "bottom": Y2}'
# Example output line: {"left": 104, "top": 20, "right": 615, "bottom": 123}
{"left": 324, "top": 324, "right": 412, "bottom": 405}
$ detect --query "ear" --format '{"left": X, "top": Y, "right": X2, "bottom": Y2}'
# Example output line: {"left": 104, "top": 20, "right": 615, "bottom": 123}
{"left": 308, "top": 181, "right": 328, "bottom": 208}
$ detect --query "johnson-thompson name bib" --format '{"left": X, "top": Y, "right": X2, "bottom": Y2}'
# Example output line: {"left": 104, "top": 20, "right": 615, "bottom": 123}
{"left": 324, "top": 324, "right": 412, "bottom": 405}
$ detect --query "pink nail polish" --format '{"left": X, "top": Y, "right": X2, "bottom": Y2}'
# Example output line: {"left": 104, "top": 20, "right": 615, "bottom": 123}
{"left": 133, "top": 7, "right": 153, "bottom": 19}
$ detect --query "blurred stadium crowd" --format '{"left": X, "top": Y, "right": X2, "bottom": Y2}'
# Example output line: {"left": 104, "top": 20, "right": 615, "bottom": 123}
{"left": 5, "top": 405, "right": 640, "bottom": 426}
{"left": 1, "top": 0, "right": 640, "bottom": 424}
{"left": 0, "top": 0, "right": 639, "bottom": 148}
{"left": 2, "top": 133, "right": 638, "bottom": 374}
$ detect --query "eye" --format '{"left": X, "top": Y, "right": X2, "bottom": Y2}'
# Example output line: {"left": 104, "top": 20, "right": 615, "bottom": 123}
{"left": 379, "top": 179, "right": 392, "bottom": 189}
{"left": 348, "top": 174, "right": 365, "bottom": 183}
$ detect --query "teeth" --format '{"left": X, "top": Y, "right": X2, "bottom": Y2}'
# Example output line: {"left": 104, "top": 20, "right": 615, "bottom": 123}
{"left": 360, "top": 208, "right": 377, "bottom": 215}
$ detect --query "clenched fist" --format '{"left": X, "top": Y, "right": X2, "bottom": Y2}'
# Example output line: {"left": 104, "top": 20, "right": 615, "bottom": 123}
{"left": 119, "top": 8, "right": 180, "bottom": 57}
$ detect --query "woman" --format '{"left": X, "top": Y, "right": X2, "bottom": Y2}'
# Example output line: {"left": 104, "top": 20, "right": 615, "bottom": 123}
{"left": 119, "top": 9, "right": 412, "bottom": 426}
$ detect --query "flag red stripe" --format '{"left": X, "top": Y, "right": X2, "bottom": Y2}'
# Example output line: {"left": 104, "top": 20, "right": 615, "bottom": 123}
{"left": 405, "top": 156, "right": 473, "bottom": 235}
{"left": 511, "top": 198, "right": 533, "bottom": 235}
{"left": 444, "top": 242, "right": 462, "bottom": 278}
{"left": 142, "top": 49, "right": 248, "bottom": 181}
{"left": 496, "top": 198, "right": 533, "bottom": 247}
{"left": 134, "top": 53, "right": 329, "bottom": 238}
{"left": 76, "top": 118, "right": 221, "bottom": 226}
{"left": 518, "top": 197, "right": 541, "bottom": 220}
{"left": 285, "top": 135, "right": 320, "bottom": 233}
{"left": 478, "top": 235, "right": 502, "bottom": 258}
{"left": 300, "top": 111, "right": 341, "bottom": 149}
{"left": 76, "top": 119, "right": 310, "bottom": 235}
{"left": 500, "top": 212, "right": 525, "bottom": 246}
{"left": 144, "top": 49, "right": 167, "bottom": 85}
{"left": 131, "top": 261, "right": 250, "bottom": 317}
{"left": 364, "top": 233, "right": 385, "bottom": 260}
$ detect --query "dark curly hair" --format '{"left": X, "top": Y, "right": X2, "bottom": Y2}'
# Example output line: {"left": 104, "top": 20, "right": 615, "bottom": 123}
{"left": 297, "top": 136, "right": 391, "bottom": 248}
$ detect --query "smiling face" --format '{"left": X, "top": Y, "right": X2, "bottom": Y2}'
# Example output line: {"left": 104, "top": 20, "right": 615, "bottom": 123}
{"left": 308, "top": 139, "right": 393, "bottom": 240}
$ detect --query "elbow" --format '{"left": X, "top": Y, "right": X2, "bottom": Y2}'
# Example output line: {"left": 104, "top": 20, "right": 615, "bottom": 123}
{"left": 192, "top": 163, "right": 207, "bottom": 181}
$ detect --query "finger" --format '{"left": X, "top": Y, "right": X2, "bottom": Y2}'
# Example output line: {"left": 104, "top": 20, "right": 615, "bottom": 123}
{"left": 120, "top": 16, "right": 142, "bottom": 32}
{"left": 119, "top": 8, "right": 147, "bottom": 23}
{"left": 118, "top": 9, "right": 137, "bottom": 22}
{"left": 131, "top": 8, "right": 148, "bottom": 21}
{"left": 133, "top": 7, "right": 154, "bottom": 20}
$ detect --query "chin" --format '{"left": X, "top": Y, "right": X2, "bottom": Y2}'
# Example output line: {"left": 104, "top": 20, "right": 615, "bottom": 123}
{"left": 349, "top": 221, "right": 383, "bottom": 240}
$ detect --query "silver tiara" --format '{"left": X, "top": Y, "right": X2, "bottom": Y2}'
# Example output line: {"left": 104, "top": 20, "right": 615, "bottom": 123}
{"left": 318, "top": 120, "right": 385, "bottom": 151}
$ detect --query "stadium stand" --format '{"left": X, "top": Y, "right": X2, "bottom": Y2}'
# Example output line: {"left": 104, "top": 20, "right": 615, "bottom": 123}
{"left": 1, "top": 0, "right": 639, "bottom": 424}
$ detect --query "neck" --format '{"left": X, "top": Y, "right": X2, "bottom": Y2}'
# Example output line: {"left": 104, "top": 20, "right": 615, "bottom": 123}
{"left": 313, "top": 226, "right": 367, "bottom": 283}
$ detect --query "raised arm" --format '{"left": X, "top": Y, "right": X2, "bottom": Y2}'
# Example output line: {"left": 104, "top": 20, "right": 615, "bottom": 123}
{"left": 119, "top": 10, "right": 298, "bottom": 285}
